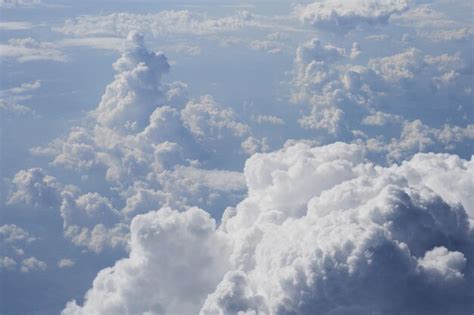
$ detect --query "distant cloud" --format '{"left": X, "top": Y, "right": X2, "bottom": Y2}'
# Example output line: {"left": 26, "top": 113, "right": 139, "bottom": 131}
{"left": 297, "top": 0, "right": 408, "bottom": 32}
{"left": 20, "top": 257, "right": 47, "bottom": 273}
{"left": 0, "top": 37, "right": 66, "bottom": 62}
{"left": 393, "top": 5, "right": 474, "bottom": 42}
{"left": 0, "top": 0, "right": 42, "bottom": 8}
{"left": 0, "top": 257, "right": 17, "bottom": 270}
{"left": 0, "top": 21, "right": 33, "bottom": 30}
{"left": 55, "top": 10, "right": 285, "bottom": 38}
{"left": 57, "top": 258, "right": 75, "bottom": 268}
{"left": 0, "top": 80, "right": 41, "bottom": 117}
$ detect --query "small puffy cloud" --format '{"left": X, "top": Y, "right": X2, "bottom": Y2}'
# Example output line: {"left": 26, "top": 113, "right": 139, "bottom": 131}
{"left": 368, "top": 48, "right": 425, "bottom": 82}
{"left": 252, "top": 114, "right": 284, "bottom": 125}
{"left": 249, "top": 31, "right": 291, "bottom": 54}
{"left": 8, "top": 168, "right": 128, "bottom": 253}
{"left": 362, "top": 111, "right": 402, "bottom": 126}
{"left": 297, "top": 0, "right": 408, "bottom": 32}
{"left": 7, "top": 168, "right": 63, "bottom": 208}
{"left": 0, "top": 257, "right": 17, "bottom": 270}
{"left": 295, "top": 37, "right": 345, "bottom": 65}
{"left": 0, "top": 224, "right": 36, "bottom": 269}
{"left": 418, "top": 247, "right": 466, "bottom": 281}
{"left": 59, "top": 190, "right": 129, "bottom": 252}
{"left": 60, "top": 192, "right": 121, "bottom": 228}
{"left": 0, "top": 80, "right": 40, "bottom": 117}
{"left": 181, "top": 95, "right": 249, "bottom": 141}
{"left": 20, "top": 257, "right": 47, "bottom": 273}
{"left": 57, "top": 258, "right": 75, "bottom": 268}
{"left": 0, "top": 224, "right": 36, "bottom": 244}
{"left": 63, "top": 223, "right": 128, "bottom": 254}
{"left": 241, "top": 136, "right": 270, "bottom": 155}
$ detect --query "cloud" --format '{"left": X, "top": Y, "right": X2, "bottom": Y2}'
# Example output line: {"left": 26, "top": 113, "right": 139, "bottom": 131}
{"left": 0, "top": 37, "right": 66, "bottom": 62}
{"left": 200, "top": 270, "right": 268, "bottom": 315}
{"left": 290, "top": 30, "right": 473, "bottom": 160}
{"left": 32, "top": 32, "right": 250, "bottom": 213}
{"left": 362, "top": 111, "right": 402, "bottom": 126}
{"left": 386, "top": 120, "right": 474, "bottom": 161}
{"left": 0, "top": 224, "right": 36, "bottom": 244}
{"left": 7, "top": 168, "right": 63, "bottom": 208}
{"left": 0, "top": 21, "right": 33, "bottom": 30}
{"left": 0, "top": 257, "right": 17, "bottom": 270}
{"left": 0, "top": 1, "right": 471, "bottom": 313}
{"left": 60, "top": 191, "right": 128, "bottom": 253}
{"left": 55, "top": 10, "right": 277, "bottom": 38}
{"left": 396, "top": 151, "right": 474, "bottom": 224}
{"left": 62, "top": 207, "right": 231, "bottom": 315}
{"left": 7, "top": 168, "right": 128, "bottom": 253}
{"left": 181, "top": 95, "right": 250, "bottom": 141}
{"left": 297, "top": 0, "right": 408, "bottom": 32}
{"left": 94, "top": 31, "right": 171, "bottom": 132}
{"left": 0, "top": 80, "right": 41, "bottom": 98}
{"left": 20, "top": 257, "right": 47, "bottom": 273}
{"left": 10, "top": 33, "right": 252, "bottom": 256}
{"left": 57, "top": 258, "right": 75, "bottom": 268}
{"left": 1, "top": 224, "right": 37, "bottom": 271}
{"left": 0, "top": 0, "right": 41, "bottom": 8}
{"left": 252, "top": 115, "right": 285, "bottom": 126}
{"left": 0, "top": 80, "right": 40, "bottom": 117}
{"left": 214, "top": 142, "right": 474, "bottom": 314}
{"left": 241, "top": 136, "right": 270, "bottom": 155}
{"left": 66, "top": 141, "right": 474, "bottom": 314}
{"left": 418, "top": 246, "right": 467, "bottom": 281}
{"left": 0, "top": 100, "right": 36, "bottom": 117}
{"left": 392, "top": 4, "right": 474, "bottom": 42}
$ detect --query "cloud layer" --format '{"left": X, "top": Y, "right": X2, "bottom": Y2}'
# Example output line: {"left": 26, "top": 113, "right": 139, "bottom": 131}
{"left": 1, "top": 1, "right": 473, "bottom": 314}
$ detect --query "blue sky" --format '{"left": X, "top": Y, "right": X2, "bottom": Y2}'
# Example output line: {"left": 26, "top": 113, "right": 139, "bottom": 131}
{"left": 1, "top": 1, "right": 473, "bottom": 314}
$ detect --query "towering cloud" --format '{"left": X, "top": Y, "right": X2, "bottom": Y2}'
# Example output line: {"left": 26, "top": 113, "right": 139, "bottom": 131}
{"left": 94, "top": 31, "right": 170, "bottom": 133}
{"left": 64, "top": 142, "right": 474, "bottom": 314}
{"left": 31, "top": 31, "right": 248, "bottom": 215}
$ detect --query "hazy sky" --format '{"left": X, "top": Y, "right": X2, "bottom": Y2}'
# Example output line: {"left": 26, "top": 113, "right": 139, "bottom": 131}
{"left": 1, "top": 1, "right": 473, "bottom": 314}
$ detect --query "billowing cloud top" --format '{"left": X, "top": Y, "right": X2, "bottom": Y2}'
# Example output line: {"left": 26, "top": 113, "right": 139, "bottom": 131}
{"left": 62, "top": 142, "right": 474, "bottom": 315}
{"left": 297, "top": 0, "right": 409, "bottom": 32}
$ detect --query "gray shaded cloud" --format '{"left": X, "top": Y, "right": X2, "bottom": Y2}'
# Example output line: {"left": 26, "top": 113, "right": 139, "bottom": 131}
{"left": 64, "top": 141, "right": 474, "bottom": 314}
